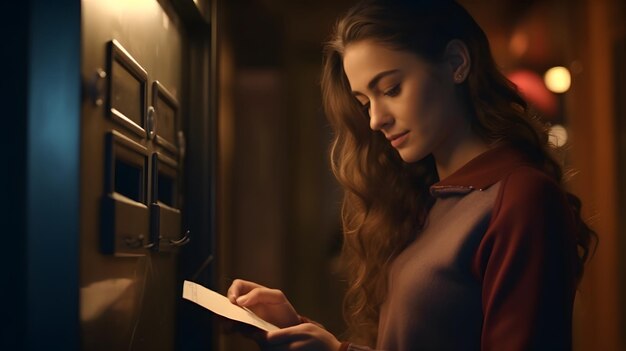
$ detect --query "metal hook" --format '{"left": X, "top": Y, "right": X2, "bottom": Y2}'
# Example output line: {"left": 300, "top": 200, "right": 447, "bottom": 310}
{"left": 87, "top": 68, "right": 107, "bottom": 106}
{"left": 168, "top": 230, "right": 191, "bottom": 246}
{"left": 146, "top": 106, "right": 156, "bottom": 140}
{"left": 124, "top": 234, "right": 155, "bottom": 249}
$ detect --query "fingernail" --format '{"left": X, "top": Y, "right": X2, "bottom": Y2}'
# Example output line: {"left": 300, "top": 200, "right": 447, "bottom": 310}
{"left": 236, "top": 296, "right": 247, "bottom": 305}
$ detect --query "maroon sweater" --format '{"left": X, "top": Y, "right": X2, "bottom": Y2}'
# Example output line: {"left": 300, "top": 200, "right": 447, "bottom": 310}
{"left": 340, "top": 146, "right": 578, "bottom": 351}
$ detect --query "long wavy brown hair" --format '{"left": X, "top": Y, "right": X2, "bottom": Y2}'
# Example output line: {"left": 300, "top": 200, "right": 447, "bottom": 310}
{"left": 321, "top": 0, "right": 597, "bottom": 346}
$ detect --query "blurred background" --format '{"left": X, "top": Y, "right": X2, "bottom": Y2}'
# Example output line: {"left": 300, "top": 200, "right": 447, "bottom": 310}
{"left": 2, "top": 0, "right": 625, "bottom": 350}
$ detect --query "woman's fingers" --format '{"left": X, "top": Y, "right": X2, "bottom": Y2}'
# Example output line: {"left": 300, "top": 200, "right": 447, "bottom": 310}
{"left": 266, "top": 325, "right": 305, "bottom": 344}
{"left": 264, "top": 323, "right": 341, "bottom": 351}
{"left": 227, "top": 278, "right": 301, "bottom": 328}
{"left": 227, "top": 279, "right": 265, "bottom": 303}
{"left": 236, "top": 287, "right": 288, "bottom": 307}
{"left": 227, "top": 279, "right": 289, "bottom": 307}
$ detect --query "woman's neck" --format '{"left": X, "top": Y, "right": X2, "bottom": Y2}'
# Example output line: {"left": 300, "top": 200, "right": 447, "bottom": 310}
{"left": 433, "top": 127, "right": 490, "bottom": 180}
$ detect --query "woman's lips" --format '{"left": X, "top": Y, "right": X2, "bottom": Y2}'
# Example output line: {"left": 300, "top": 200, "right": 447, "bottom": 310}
{"left": 389, "top": 131, "right": 409, "bottom": 148}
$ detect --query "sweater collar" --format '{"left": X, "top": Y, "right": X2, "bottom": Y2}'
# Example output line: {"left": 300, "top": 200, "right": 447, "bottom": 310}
{"left": 429, "top": 145, "right": 536, "bottom": 197}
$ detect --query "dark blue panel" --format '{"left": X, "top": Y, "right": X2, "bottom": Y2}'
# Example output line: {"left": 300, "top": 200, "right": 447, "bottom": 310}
{"left": 26, "top": 0, "right": 81, "bottom": 349}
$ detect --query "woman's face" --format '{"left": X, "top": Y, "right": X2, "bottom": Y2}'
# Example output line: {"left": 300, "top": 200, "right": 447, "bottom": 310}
{"left": 343, "top": 39, "right": 468, "bottom": 163}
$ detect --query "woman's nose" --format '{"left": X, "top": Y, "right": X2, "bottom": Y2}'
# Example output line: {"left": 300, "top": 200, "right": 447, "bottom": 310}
{"left": 369, "top": 101, "right": 393, "bottom": 131}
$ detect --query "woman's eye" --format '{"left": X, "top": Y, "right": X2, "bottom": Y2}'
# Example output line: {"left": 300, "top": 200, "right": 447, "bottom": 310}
{"left": 384, "top": 84, "right": 401, "bottom": 97}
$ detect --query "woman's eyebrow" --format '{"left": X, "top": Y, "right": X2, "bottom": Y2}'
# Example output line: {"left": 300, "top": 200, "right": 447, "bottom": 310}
{"left": 351, "top": 69, "right": 400, "bottom": 96}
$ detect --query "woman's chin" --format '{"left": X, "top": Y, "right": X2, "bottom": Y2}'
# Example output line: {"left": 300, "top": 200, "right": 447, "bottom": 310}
{"left": 397, "top": 148, "right": 429, "bottom": 163}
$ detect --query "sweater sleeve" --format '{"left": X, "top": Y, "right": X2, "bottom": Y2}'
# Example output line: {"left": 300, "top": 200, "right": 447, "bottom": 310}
{"left": 298, "top": 318, "right": 376, "bottom": 351}
{"left": 472, "top": 167, "right": 578, "bottom": 351}
{"left": 339, "top": 342, "right": 375, "bottom": 351}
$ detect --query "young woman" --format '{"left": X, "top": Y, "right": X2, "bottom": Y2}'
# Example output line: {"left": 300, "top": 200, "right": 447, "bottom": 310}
{"left": 228, "top": 0, "right": 596, "bottom": 350}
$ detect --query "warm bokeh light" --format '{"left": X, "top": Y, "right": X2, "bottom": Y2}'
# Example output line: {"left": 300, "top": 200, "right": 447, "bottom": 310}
{"left": 509, "top": 30, "right": 529, "bottom": 58}
{"left": 507, "top": 69, "right": 558, "bottom": 118}
{"left": 544, "top": 66, "right": 571, "bottom": 93}
{"left": 548, "top": 124, "right": 568, "bottom": 147}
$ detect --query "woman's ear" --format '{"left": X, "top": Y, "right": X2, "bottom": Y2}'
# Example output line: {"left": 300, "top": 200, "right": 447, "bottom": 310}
{"left": 444, "top": 39, "right": 471, "bottom": 84}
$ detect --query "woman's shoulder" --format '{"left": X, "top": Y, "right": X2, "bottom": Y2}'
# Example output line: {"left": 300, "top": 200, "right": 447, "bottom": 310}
{"left": 492, "top": 164, "right": 569, "bottom": 219}
{"left": 499, "top": 164, "right": 563, "bottom": 198}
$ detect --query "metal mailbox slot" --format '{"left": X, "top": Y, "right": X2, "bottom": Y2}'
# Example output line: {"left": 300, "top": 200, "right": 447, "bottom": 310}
{"left": 150, "top": 152, "right": 186, "bottom": 252}
{"left": 152, "top": 80, "right": 179, "bottom": 155}
{"left": 107, "top": 39, "right": 148, "bottom": 138}
{"left": 101, "top": 130, "right": 150, "bottom": 256}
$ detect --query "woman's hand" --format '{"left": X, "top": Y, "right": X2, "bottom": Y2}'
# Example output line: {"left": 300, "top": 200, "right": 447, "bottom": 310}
{"left": 263, "top": 323, "right": 342, "bottom": 351}
{"left": 227, "top": 279, "right": 301, "bottom": 328}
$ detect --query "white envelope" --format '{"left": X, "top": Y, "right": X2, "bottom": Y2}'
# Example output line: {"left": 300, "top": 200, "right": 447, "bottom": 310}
{"left": 182, "top": 280, "right": 279, "bottom": 332}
